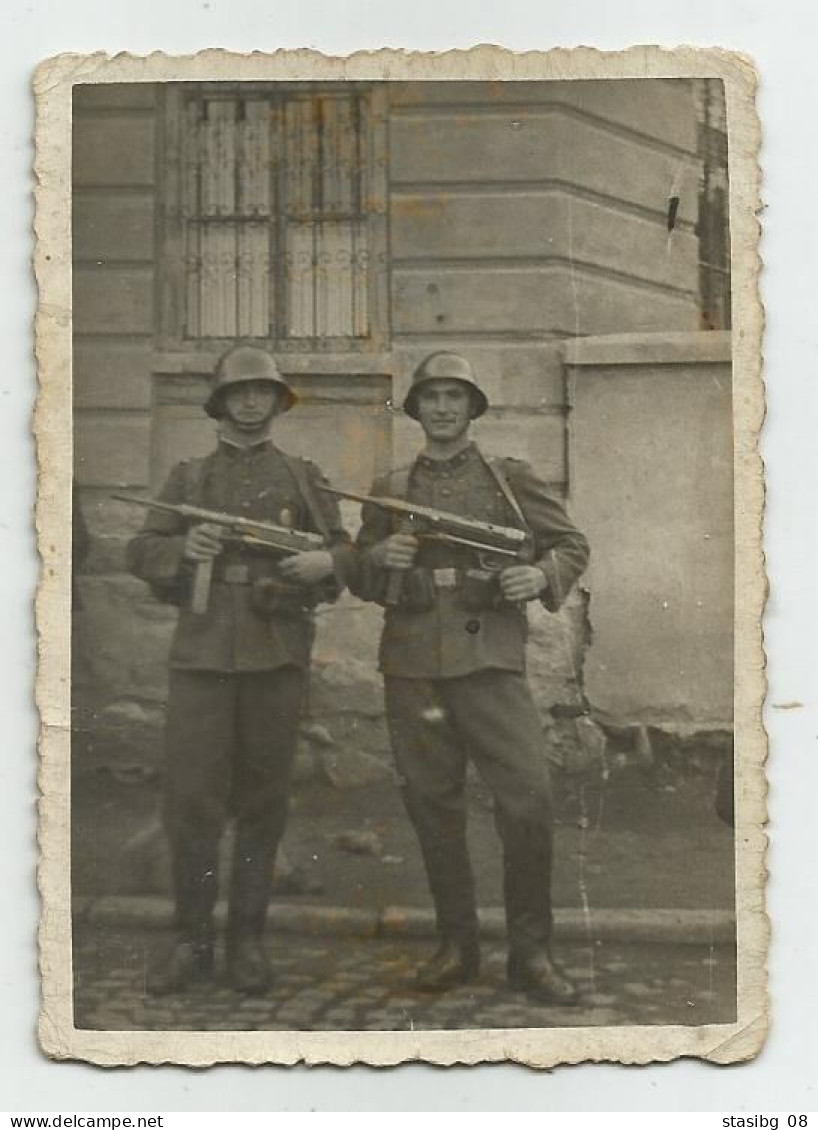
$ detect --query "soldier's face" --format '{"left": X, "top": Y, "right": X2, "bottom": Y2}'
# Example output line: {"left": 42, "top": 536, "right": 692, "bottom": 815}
{"left": 415, "top": 380, "right": 474, "bottom": 443}
{"left": 222, "top": 381, "right": 282, "bottom": 430}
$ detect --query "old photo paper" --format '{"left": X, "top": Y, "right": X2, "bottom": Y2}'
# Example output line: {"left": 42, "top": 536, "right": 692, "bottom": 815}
{"left": 34, "top": 47, "right": 765, "bottom": 1068}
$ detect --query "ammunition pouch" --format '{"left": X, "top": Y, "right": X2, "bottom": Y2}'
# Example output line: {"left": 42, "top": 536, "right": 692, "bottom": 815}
{"left": 396, "top": 567, "right": 438, "bottom": 612}
{"left": 249, "top": 577, "right": 318, "bottom": 619}
{"left": 148, "top": 575, "right": 190, "bottom": 607}
{"left": 384, "top": 566, "right": 507, "bottom": 613}
{"left": 456, "top": 568, "right": 500, "bottom": 612}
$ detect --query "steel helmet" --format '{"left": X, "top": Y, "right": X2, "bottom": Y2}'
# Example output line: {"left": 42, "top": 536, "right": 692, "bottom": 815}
{"left": 402, "top": 352, "right": 489, "bottom": 420}
{"left": 205, "top": 345, "right": 297, "bottom": 420}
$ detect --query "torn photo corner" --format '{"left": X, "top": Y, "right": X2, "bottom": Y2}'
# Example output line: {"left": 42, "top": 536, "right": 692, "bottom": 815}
{"left": 34, "top": 46, "right": 765, "bottom": 1068}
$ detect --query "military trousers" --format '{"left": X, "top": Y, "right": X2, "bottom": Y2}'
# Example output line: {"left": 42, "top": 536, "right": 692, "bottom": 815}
{"left": 162, "top": 666, "right": 305, "bottom": 946}
{"left": 384, "top": 670, "right": 555, "bottom": 955}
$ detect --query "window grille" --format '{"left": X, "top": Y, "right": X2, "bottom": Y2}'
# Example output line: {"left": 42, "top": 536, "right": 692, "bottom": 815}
{"left": 179, "top": 90, "right": 374, "bottom": 342}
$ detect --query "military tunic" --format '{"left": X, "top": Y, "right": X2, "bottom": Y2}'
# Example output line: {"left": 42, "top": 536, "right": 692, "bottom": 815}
{"left": 128, "top": 439, "right": 350, "bottom": 671}
{"left": 352, "top": 442, "right": 590, "bottom": 952}
{"left": 127, "top": 439, "right": 351, "bottom": 945}
{"left": 354, "top": 442, "right": 589, "bottom": 677}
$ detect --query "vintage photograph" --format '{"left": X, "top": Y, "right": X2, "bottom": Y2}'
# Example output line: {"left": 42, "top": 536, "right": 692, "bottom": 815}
{"left": 35, "top": 49, "right": 765, "bottom": 1067}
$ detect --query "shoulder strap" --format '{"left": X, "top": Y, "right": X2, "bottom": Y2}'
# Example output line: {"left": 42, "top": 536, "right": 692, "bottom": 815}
{"left": 281, "top": 452, "right": 331, "bottom": 541}
{"left": 484, "top": 456, "right": 530, "bottom": 530}
{"left": 180, "top": 456, "right": 207, "bottom": 504}
{"left": 383, "top": 464, "right": 412, "bottom": 500}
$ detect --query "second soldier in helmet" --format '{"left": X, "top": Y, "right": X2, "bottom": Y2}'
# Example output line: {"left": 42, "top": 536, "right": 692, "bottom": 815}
{"left": 351, "top": 351, "right": 590, "bottom": 1004}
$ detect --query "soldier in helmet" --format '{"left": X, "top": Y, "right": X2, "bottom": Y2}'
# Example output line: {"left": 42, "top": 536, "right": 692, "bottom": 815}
{"left": 351, "top": 352, "right": 590, "bottom": 1004}
{"left": 127, "top": 344, "right": 351, "bottom": 995}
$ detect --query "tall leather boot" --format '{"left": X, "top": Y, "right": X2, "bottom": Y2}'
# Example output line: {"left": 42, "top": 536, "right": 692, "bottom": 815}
{"left": 507, "top": 949, "right": 579, "bottom": 1005}
{"left": 414, "top": 937, "right": 481, "bottom": 992}
{"left": 146, "top": 938, "right": 215, "bottom": 996}
{"left": 147, "top": 839, "right": 217, "bottom": 995}
{"left": 225, "top": 827, "right": 273, "bottom": 994}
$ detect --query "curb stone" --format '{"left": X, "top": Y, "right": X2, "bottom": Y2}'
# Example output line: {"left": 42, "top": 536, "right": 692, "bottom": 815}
{"left": 73, "top": 895, "right": 735, "bottom": 945}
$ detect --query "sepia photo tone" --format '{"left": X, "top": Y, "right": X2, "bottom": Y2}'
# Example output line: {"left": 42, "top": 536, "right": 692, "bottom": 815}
{"left": 36, "top": 49, "right": 765, "bottom": 1067}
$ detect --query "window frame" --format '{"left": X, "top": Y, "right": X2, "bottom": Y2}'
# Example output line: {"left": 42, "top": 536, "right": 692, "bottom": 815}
{"left": 156, "top": 82, "right": 390, "bottom": 355}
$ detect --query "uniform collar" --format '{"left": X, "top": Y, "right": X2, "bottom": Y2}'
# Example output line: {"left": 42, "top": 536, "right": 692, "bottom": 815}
{"left": 218, "top": 437, "right": 273, "bottom": 459}
{"left": 416, "top": 441, "right": 479, "bottom": 473}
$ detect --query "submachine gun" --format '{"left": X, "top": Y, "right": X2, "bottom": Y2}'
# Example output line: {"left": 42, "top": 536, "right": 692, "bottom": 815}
{"left": 318, "top": 485, "right": 533, "bottom": 606}
{"left": 112, "top": 493, "right": 325, "bottom": 614}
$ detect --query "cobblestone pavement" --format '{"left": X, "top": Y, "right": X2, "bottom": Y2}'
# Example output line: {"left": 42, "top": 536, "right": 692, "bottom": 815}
{"left": 73, "top": 924, "right": 736, "bottom": 1032}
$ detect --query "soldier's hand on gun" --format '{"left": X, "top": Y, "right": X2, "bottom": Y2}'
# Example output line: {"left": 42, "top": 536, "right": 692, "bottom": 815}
{"left": 371, "top": 533, "right": 419, "bottom": 571}
{"left": 499, "top": 564, "right": 547, "bottom": 602}
{"left": 278, "top": 549, "right": 334, "bottom": 586}
{"left": 183, "top": 523, "right": 225, "bottom": 562}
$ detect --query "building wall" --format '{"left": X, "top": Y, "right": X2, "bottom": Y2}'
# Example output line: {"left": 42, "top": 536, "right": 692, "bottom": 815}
{"left": 73, "top": 83, "right": 159, "bottom": 583}
{"left": 386, "top": 79, "right": 701, "bottom": 481}
{"left": 567, "top": 332, "right": 734, "bottom": 729}
{"left": 72, "top": 80, "right": 713, "bottom": 745}
{"left": 73, "top": 84, "right": 157, "bottom": 489}
{"left": 74, "top": 79, "right": 702, "bottom": 500}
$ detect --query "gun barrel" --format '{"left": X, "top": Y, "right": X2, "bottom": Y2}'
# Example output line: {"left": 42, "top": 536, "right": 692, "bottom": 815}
{"left": 112, "top": 492, "right": 164, "bottom": 509}
{"left": 319, "top": 486, "right": 373, "bottom": 507}
{"left": 112, "top": 492, "right": 324, "bottom": 551}
{"left": 318, "top": 484, "right": 528, "bottom": 549}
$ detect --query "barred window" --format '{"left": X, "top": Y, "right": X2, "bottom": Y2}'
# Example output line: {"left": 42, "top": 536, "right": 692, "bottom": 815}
{"left": 168, "top": 87, "right": 384, "bottom": 345}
